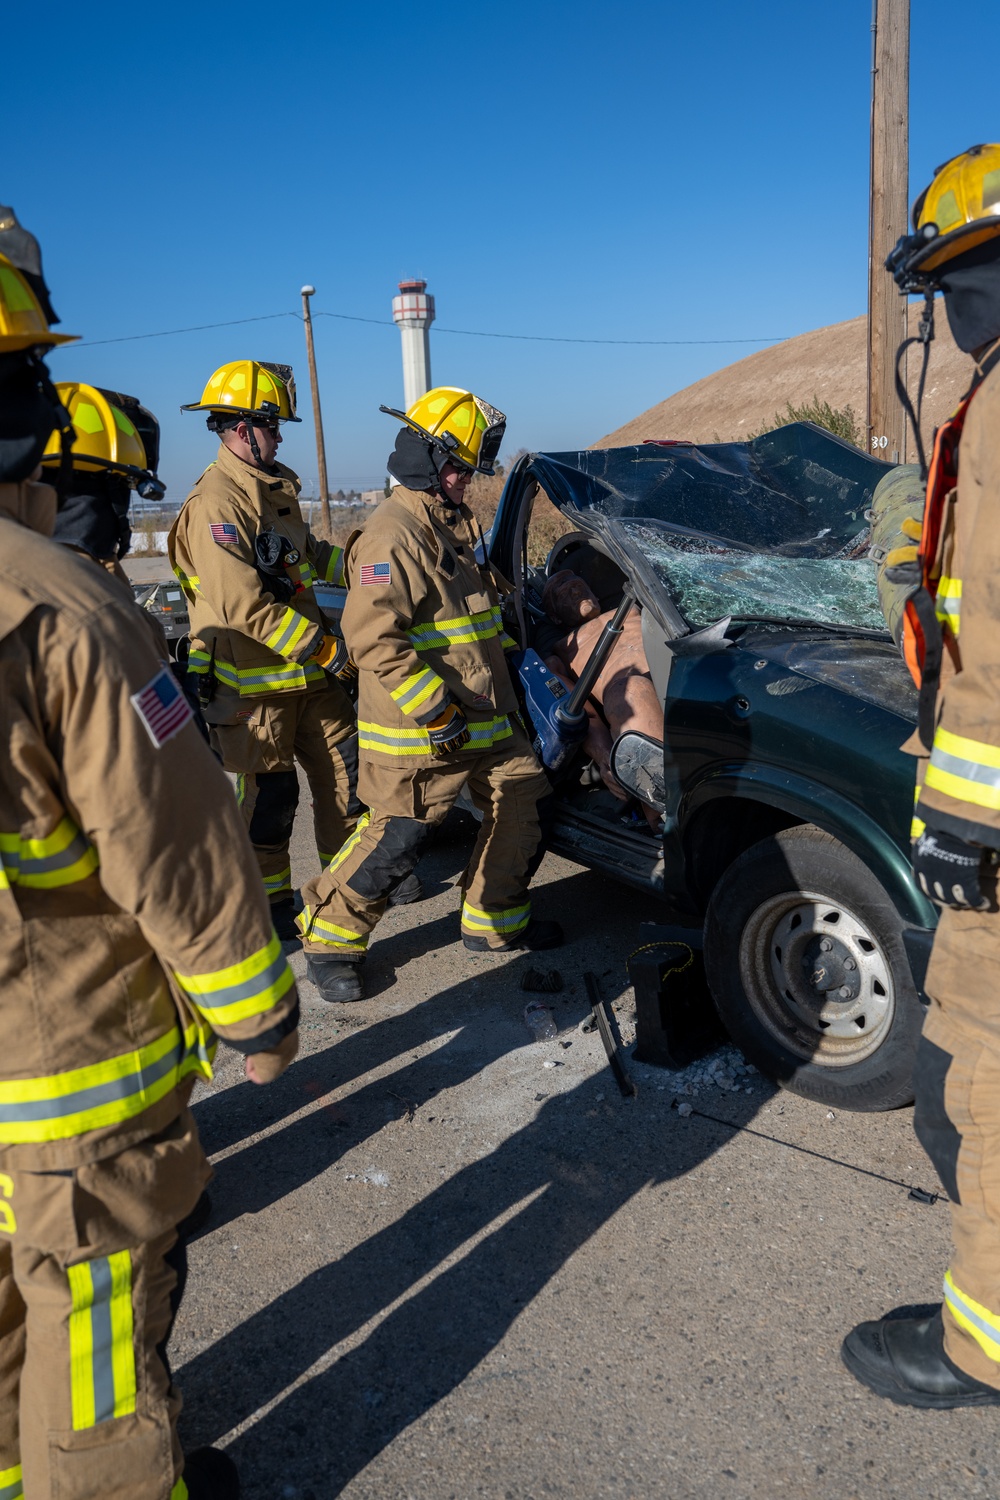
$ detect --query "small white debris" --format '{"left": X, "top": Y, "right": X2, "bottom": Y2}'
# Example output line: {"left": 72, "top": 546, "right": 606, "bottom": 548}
{"left": 826, "top": 1110, "right": 836, "bottom": 1121}
{"left": 677, "top": 1102, "right": 694, "bottom": 1118}
{"left": 542, "top": 1059, "right": 559, "bottom": 1069}
{"left": 595, "top": 1092, "right": 605, "bottom": 1102}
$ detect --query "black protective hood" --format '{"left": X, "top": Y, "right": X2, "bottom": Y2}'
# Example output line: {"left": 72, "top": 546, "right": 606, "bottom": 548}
{"left": 51, "top": 471, "right": 132, "bottom": 561}
{"left": 386, "top": 426, "right": 452, "bottom": 495}
{"left": 938, "top": 238, "right": 1000, "bottom": 353}
{"left": 0, "top": 351, "right": 63, "bottom": 484}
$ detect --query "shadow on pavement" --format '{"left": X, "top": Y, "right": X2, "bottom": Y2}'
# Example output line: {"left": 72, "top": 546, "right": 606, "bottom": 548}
{"left": 178, "top": 942, "right": 772, "bottom": 1495}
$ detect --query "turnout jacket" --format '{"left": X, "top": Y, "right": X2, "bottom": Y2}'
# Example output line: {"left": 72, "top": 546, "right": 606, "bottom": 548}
{"left": 915, "top": 360, "right": 1000, "bottom": 847}
{"left": 168, "top": 443, "right": 345, "bottom": 706}
{"left": 0, "top": 480, "right": 298, "bottom": 1170}
{"left": 344, "top": 485, "right": 520, "bottom": 768}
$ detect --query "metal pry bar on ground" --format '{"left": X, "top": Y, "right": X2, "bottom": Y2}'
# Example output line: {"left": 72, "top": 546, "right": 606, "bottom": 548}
{"left": 584, "top": 971, "right": 637, "bottom": 1099}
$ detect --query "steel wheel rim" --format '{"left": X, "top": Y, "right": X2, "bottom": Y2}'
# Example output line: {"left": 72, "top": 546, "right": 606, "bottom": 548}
{"left": 738, "top": 888, "right": 895, "bottom": 1067}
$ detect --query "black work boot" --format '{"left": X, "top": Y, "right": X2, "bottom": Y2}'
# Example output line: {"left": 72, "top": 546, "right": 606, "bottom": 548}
{"left": 306, "top": 954, "right": 365, "bottom": 1002}
{"left": 464, "top": 918, "right": 564, "bottom": 955}
{"left": 841, "top": 1305, "right": 1000, "bottom": 1408}
{"left": 269, "top": 897, "right": 299, "bottom": 942}
{"left": 182, "top": 1446, "right": 240, "bottom": 1499}
{"left": 387, "top": 872, "right": 423, "bottom": 906}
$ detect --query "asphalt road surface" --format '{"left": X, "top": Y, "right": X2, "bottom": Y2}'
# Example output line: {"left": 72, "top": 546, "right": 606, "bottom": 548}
{"left": 171, "top": 797, "right": 996, "bottom": 1500}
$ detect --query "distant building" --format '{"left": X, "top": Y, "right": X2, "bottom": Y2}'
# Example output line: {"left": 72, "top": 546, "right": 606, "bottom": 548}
{"left": 359, "top": 489, "right": 384, "bottom": 506}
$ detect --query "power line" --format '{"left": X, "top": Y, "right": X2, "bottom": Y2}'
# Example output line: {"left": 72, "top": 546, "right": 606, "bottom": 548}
{"left": 64, "top": 305, "right": 793, "bottom": 351}
{"left": 68, "top": 311, "right": 300, "bottom": 348}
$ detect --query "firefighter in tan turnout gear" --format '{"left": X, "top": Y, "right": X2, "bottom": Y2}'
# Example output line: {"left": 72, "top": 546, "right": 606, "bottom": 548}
{"left": 169, "top": 361, "right": 379, "bottom": 939}
{"left": 843, "top": 145, "right": 1000, "bottom": 1409}
{"left": 298, "top": 386, "right": 560, "bottom": 1003}
{"left": 0, "top": 232, "right": 297, "bottom": 1498}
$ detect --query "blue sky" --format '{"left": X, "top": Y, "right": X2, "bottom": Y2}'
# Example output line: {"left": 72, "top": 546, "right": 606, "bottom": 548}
{"left": 9, "top": 0, "right": 999, "bottom": 500}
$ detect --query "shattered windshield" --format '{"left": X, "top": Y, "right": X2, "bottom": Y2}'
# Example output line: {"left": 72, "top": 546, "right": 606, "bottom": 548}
{"left": 527, "top": 424, "right": 893, "bottom": 631}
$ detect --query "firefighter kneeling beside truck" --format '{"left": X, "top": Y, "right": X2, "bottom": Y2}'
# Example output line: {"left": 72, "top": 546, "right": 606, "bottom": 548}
{"left": 298, "top": 387, "right": 561, "bottom": 1003}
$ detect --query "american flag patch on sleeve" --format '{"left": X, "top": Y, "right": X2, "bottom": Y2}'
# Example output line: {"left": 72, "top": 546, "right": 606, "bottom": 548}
{"left": 210, "top": 522, "right": 239, "bottom": 547}
{"left": 130, "top": 667, "right": 193, "bottom": 748}
{"left": 360, "top": 561, "right": 391, "bottom": 586}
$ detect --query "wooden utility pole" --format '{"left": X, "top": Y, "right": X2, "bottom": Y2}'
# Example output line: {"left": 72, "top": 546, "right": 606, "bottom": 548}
{"left": 300, "top": 285, "right": 332, "bottom": 533}
{"left": 867, "top": 0, "right": 910, "bottom": 464}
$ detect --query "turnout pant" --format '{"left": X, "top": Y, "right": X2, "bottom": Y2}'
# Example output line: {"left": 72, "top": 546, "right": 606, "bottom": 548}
{"left": 0, "top": 1107, "right": 208, "bottom": 1499}
{"left": 916, "top": 903, "right": 1000, "bottom": 1387}
{"left": 298, "top": 722, "right": 550, "bottom": 955}
{"left": 212, "top": 683, "right": 360, "bottom": 906}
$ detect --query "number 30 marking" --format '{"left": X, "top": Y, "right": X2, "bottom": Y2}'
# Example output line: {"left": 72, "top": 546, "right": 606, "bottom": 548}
{"left": 871, "top": 434, "right": 889, "bottom": 450}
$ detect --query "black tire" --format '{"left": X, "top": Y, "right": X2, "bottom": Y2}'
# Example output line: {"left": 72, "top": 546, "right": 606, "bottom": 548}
{"left": 703, "top": 824, "right": 922, "bottom": 1112}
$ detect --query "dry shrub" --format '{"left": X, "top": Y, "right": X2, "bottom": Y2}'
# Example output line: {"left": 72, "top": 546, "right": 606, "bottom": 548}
{"left": 309, "top": 504, "right": 372, "bottom": 547}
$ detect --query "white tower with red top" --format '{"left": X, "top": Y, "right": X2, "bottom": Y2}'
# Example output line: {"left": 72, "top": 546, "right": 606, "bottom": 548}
{"left": 392, "top": 278, "right": 435, "bottom": 410}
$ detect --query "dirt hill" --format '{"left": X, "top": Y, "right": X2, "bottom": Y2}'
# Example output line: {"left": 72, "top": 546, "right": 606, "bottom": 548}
{"left": 594, "top": 305, "right": 971, "bottom": 456}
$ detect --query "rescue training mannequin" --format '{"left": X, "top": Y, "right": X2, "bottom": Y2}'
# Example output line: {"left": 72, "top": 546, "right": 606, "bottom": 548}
{"left": 296, "top": 386, "right": 561, "bottom": 1003}
{"left": 842, "top": 144, "right": 1000, "bottom": 1409}
{"left": 541, "top": 569, "right": 663, "bottom": 821}
{"left": 0, "top": 225, "right": 297, "bottom": 1498}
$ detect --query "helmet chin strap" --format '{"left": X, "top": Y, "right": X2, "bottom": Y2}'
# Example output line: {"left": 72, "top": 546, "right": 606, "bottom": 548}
{"left": 242, "top": 416, "right": 264, "bottom": 467}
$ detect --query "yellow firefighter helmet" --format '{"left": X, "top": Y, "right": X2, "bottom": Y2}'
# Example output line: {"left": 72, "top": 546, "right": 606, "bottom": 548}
{"left": 181, "top": 359, "right": 301, "bottom": 423}
{"left": 0, "top": 253, "right": 78, "bottom": 353}
{"left": 381, "top": 386, "right": 506, "bottom": 475}
{"left": 41, "top": 383, "right": 165, "bottom": 498}
{"left": 889, "top": 145, "right": 1000, "bottom": 288}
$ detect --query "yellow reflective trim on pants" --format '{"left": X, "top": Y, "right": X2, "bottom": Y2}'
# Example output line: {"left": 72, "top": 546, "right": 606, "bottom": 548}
{"left": 461, "top": 899, "right": 531, "bottom": 936}
{"left": 235, "top": 774, "right": 247, "bottom": 807}
{"left": 174, "top": 932, "right": 295, "bottom": 1028}
{"left": 68, "top": 1251, "right": 137, "bottom": 1430}
{"left": 358, "top": 716, "right": 512, "bottom": 757}
{"left": 0, "top": 1024, "right": 210, "bottom": 1144}
{"left": 263, "top": 867, "right": 292, "bottom": 896}
{"left": 390, "top": 668, "right": 446, "bottom": 714}
{"left": 299, "top": 905, "right": 368, "bottom": 951}
{"left": 0, "top": 1463, "right": 23, "bottom": 1500}
{"left": 944, "top": 1269, "right": 1000, "bottom": 1363}
{"left": 0, "top": 816, "right": 99, "bottom": 889}
{"left": 265, "top": 606, "right": 313, "bottom": 658}
{"left": 170, "top": 1478, "right": 188, "bottom": 1500}
{"left": 322, "top": 813, "right": 370, "bottom": 876}
{"left": 925, "top": 725, "right": 1000, "bottom": 811}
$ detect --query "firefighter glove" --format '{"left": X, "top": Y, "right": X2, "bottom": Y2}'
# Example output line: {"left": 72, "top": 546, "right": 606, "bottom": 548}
{"left": 245, "top": 1028, "right": 299, "bottom": 1084}
{"left": 913, "top": 825, "right": 991, "bottom": 910}
{"left": 425, "top": 702, "right": 471, "bottom": 755}
{"left": 312, "top": 632, "right": 357, "bottom": 682}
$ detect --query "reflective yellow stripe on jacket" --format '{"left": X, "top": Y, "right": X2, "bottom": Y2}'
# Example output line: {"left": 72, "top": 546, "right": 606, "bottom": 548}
{"left": 944, "top": 1269, "right": 1000, "bottom": 1362}
{"left": 0, "top": 1464, "right": 23, "bottom": 1500}
{"left": 68, "top": 1251, "right": 137, "bottom": 1429}
{"left": 407, "top": 605, "right": 504, "bottom": 651}
{"left": 0, "top": 817, "right": 99, "bottom": 891}
{"left": 934, "top": 575, "right": 962, "bottom": 637}
{"left": 187, "top": 647, "right": 325, "bottom": 697}
{"left": 358, "top": 716, "right": 512, "bottom": 757}
{"left": 174, "top": 932, "right": 294, "bottom": 1028}
{"left": 265, "top": 606, "right": 315, "bottom": 659}
{"left": 925, "top": 725, "right": 1000, "bottom": 811}
{"left": 390, "top": 667, "right": 447, "bottom": 715}
{"left": 0, "top": 1023, "right": 212, "bottom": 1145}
